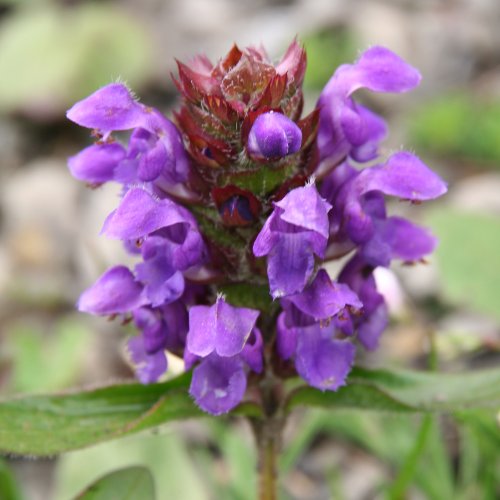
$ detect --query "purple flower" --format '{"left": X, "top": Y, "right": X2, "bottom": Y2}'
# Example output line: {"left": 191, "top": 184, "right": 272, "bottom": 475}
{"left": 67, "top": 83, "right": 190, "bottom": 186}
{"left": 277, "top": 315, "right": 355, "bottom": 391}
{"left": 317, "top": 46, "right": 421, "bottom": 168}
{"left": 338, "top": 254, "right": 388, "bottom": 351}
{"left": 102, "top": 187, "right": 206, "bottom": 269}
{"left": 322, "top": 152, "right": 447, "bottom": 265}
{"left": 126, "top": 335, "right": 168, "bottom": 384}
{"left": 78, "top": 266, "right": 147, "bottom": 316}
{"left": 247, "top": 111, "right": 302, "bottom": 159}
{"left": 253, "top": 184, "right": 332, "bottom": 298}
{"left": 189, "top": 354, "right": 247, "bottom": 415}
{"left": 186, "top": 296, "right": 260, "bottom": 358}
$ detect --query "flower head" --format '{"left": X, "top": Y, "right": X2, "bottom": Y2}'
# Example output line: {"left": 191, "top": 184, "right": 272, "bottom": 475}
{"left": 68, "top": 40, "right": 446, "bottom": 415}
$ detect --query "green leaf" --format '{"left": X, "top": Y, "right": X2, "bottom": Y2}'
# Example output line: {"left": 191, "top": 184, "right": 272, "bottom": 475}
{"left": 75, "top": 466, "right": 154, "bottom": 500}
{"left": 0, "top": 458, "right": 23, "bottom": 500}
{"left": 0, "top": 5, "right": 152, "bottom": 115}
{"left": 286, "top": 366, "right": 500, "bottom": 414}
{"left": 427, "top": 209, "right": 500, "bottom": 321}
{"left": 0, "top": 372, "right": 203, "bottom": 456}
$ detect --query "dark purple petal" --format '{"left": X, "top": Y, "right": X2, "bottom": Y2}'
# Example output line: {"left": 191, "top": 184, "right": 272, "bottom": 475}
{"left": 276, "top": 312, "right": 297, "bottom": 360}
{"left": 135, "top": 237, "right": 185, "bottom": 306}
{"left": 362, "top": 216, "right": 437, "bottom": 267}
{"left": 295, "top": 323, "right": 356, "bottom": 391}
{"left": 252, "top": 211, "right": 279, "bottom": 257}
{"left": 357, "top": 302, "right": 388, "bottom": 351}
{"left": 77, "top": 265, "right": 146, "bottom": 315}
{"left": 127, "top": 336, "right": 167, "bottom": 384}
{"left": 247, "top": 111, "right": 302, "bottom": 159}
{"left": 101, "top": 188, "right": 192, "bottom": 240}
{"left": 241, "top": 328, "right": 264, "bottom": 373}
{"left": 66, "top": 83, "right": 146, "bottom": 131}
{"left": 68, "top": 143, "right": 126, "bottom": 184}
{"left": 189, "top": 354, "right": 247, "bottom": 415}
{"left": 286, "top": 269, "right": 362, "bottom": 321}
{"left": 137, "top": 140, "right": 167, "bottom": 182}
{"left": 133, "top": 307, "right": 168, "bottom": 354}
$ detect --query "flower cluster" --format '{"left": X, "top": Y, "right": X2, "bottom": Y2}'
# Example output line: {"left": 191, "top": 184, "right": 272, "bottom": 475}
{"left": 67, "top": 41, "right": 446, "bottom": 415}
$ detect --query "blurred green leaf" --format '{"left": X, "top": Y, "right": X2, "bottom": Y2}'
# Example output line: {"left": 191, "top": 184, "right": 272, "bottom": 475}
{"left": 75, "top": 466, "right": 154, "bottom": 500}
{"left": 410, "top": 93, "right": 500, "bottom": 165}
{"left": 0, "top": 458, "right": 23, "bottom": 500}
{"left": 0, "top": 4, "right": 152, "bottom": 116}
{"left": 428, "top": 209, "right": 500, "bottom": 321}
{"left": 286, "top": 366, "right": 500, "bottom": 413}
{"left": 55, "top": 432, "right": 208, "bottom": 500}
{"left": 0, "top": 372, "right": 203, "bottom": 456}
{"left": 303, "top": 28, "right": 357, "bottom": 90}
{"left": 8, "top": 316, "right": 92, "bottom": 394}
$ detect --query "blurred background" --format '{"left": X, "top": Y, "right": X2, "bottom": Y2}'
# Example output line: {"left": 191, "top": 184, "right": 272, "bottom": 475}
{"left": 0, "top": 0, "right": 499, "bottom": 499}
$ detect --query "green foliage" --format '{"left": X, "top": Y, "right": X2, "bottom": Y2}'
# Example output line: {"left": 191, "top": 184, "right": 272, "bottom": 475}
{"left": 302, "top": 28, "right": 358, "bottom": 91}
{"left": 286, "top": 366, "right": 500, "bottom": 413}
{"left": 7, "top": 316, "right": 92, "bottom": 394}
{"left": 0, "top": 371, "right": 204, "bottom": 456}
{"left": 410, "top": 93, "right": 500, "bottom": 165}
{"left": 0, "top": 459, "right": 23, "bottom": 500}
{"left": 75, "top": 466, "right": 155, "bottom": 500}
{"left": 0, "top": 4, "right": 152, "bottom": 115}
{"left": 427, "top": 209, "right": 500, "bottom": 321}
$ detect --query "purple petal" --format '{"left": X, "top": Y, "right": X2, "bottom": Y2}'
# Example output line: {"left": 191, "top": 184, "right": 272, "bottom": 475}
{"left": 357, "top": 302, "right": 388, "bottom": 351}
{"left": 252, "top": 211, "right": 279, "bottom": 257}
{"left": 356, "top": 151, "right": 448, "bottom": 201}
{"left": 127, "top": 336, "right": 167, "bottom": 384}
{"left": 241, "top": 328, "right": 264, "bottom": 373}
{"left": 186, "top": 305, "right": 217, "bottom": 357}
{"left": 333, "top": 46, "right": 421, "bottom": 96}
{"left": 66, "top": 83, "right": 146, "bottom": 131}
{"left": 133, "top": 307, "right": 168, "bottom": 354}
{"left": 135, "top": 237, "right": 185, "bottom": 306}
{"left": 214, "top": 298, "right": 260, "bottom": 357}
{"left": 266, "top": 233, "right": 316, "bottom": 298}
{"left": 295, "top": 324, "right": 356, "bottom": 391}
{"left": 137, "top": 140, "right": 168, "bottom": 182}
{"left": 77, "top": 265, "right": 146, "bottom": 315}
{"left": 68, "top": 143, "right": 126, "bottom": 184}
{"left": 189, "top": 354, "right": 247, "bottom": 415}
{"left": 349, "top": 105, "right": 388, "bottom": 162}
{"left": 101, "top": 188, "right": 191, "bottom": 240}
{"left": 274, "top": 184, "right": 332, "bottom": 237}
{"left": 276, "top": 312, "right": 297, "bottom": 360}
{"left": 362, "top": 216, "right": 437, "bottom": 267}
{"left": 247, "top": 112, "right": 302, "bottom": 159}
{"left": 286, "top": 269, "right": 362, "bottom": 321}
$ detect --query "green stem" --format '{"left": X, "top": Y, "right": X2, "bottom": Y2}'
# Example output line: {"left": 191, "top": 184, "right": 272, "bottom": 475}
{"left": 387, "top": 415, "right": 433, "bottom": 500}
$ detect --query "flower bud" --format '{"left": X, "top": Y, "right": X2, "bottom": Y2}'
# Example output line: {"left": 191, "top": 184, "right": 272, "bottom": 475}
{"left": 247, "top": 111, "right": 302, "bottom": 159}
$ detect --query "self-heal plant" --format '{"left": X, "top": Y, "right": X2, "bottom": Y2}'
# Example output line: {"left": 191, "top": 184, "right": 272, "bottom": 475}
{"left": 65, "top": 41, "right": 447, "bottom": 497}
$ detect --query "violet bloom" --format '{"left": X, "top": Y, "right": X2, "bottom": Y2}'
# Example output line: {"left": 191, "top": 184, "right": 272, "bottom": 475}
{"left": 67, "top": 83, "right": 189, "bottom": 187}
{"left": 247, "top": 111, "right": 302, "bottom": 159}
{"left": 186, "top": 296, "right": 262, "bottom": 414}
{"left": 253, "top": 183, "right": 332, "bottom": 298}
{"left": 322, "top": 152, "right": 447, "bottom": 266}
{"left": 317, "top": 46, "right": 421, "bottom": 169}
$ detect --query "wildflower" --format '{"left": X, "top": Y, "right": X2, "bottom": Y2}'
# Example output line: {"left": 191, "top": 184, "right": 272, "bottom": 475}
{"left": 68, "top": 41, "right": 446, "bottom": 415}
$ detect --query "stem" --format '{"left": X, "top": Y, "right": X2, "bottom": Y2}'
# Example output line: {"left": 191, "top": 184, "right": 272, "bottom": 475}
{"left": 252, "top": 415, "right": 283, "bottom": 500}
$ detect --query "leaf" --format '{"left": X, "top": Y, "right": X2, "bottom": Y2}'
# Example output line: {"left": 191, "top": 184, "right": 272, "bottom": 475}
{"left": 0, "top": 372, "right": 202, "bottom": 456}
{"left": 427, "top": 209, "right": 500, "bottom": 321}
{"left": 0, "top": 458, "right": 23, "bottom": 500}
{"left": 286, "top": 366, "right": 500, "bottom": 414}
{"left": 75, "top": 466, "right": 154, "bottom": 500}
